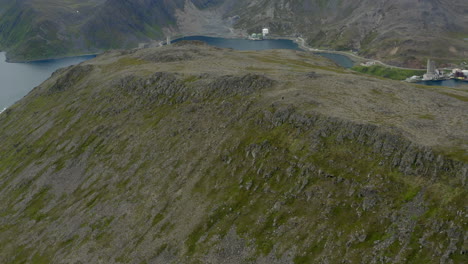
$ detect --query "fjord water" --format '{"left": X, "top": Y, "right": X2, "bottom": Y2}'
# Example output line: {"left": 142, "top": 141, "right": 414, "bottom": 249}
{"left": 174, "top": 36, "right": 303, "bottom": 51}
{"left": 1, "top": 37, "right": 465, "bottom": 110}
{"left": 315, "top": 52, "right": 354, "bottom": 69}
{"left": 418, "top": 79, "right": 468, "bottom": 88}
{"left": 174, "top": 37, "right": 468, "bottom": 88}
{"left": 173, "top": 36, "right": 355, "bottom": 68}
{"left": 0, "top": 52, "right": 95, "bottom": 110}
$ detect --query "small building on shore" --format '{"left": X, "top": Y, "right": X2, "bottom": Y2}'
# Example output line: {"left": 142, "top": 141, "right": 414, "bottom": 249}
{"left": 249, "top": 33, "right": 263, "bottom": 40}
{"left": 248, "top": 28, "right": 269, "bottom": 40}
{"left": 450, "top": 69, "right": 467, "bottom": 80}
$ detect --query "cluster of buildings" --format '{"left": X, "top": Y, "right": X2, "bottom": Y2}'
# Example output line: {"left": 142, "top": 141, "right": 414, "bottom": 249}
{"left": 452, "top": 68, "right": 468, "bottom": 80}
{"left": 406, "top": 59, "right": 468, "bottom": 82}
{"left": 248, "top": 28, "right": 269, "bottom": 40}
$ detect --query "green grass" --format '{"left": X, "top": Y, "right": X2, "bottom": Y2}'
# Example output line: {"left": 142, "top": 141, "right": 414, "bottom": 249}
{"left": 418, "top": 114, "right": 435, "bottom": 120}
{"left": 440, "top": 92, "right": 468, "bottom": 102}
{"left": 352, "top": 65, "right": 425, "bottom": 80}
{"left": 24, "top": 187, "right": 53, "bottom": 222}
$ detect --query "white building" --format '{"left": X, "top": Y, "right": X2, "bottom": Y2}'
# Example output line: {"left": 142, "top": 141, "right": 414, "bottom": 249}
{"left": 262, "top": 28, "right": 269, "bottom": 37}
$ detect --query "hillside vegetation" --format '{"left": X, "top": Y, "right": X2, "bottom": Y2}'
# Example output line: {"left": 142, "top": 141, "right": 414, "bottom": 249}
{"left": 0, "top": 43, "right": 466, "bottom": 263}
{"left": 351, "top": 65, "right": 426, "bottom": 80}
{"left": 0, "top": 0, "right": 467, "bottom": 66}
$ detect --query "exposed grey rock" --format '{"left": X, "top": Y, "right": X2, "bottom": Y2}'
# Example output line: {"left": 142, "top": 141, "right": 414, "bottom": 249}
{"left": 48, "top": 65, "right": 94, "bottom": 93}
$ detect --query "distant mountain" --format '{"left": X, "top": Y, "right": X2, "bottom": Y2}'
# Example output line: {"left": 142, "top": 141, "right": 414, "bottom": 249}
{"left": 228, "top": 0, "right": 468, "bottom": 67}
{"left": 0, "top": 0, "right": 107, "bottom": 61}
{"left": 0, "top": 0, "right": 467, "bottom": 66}
{"left": 81, "top": 0, "right": 183, "bottom": 50}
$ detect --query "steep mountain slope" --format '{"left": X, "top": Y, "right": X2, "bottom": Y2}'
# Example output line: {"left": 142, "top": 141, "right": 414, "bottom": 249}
{"left": 81, "top": 0, "right": 227, "bottom": 48}
{"left": 0, "top": 43, "right": 466, "bottom": 263}
{"left": 1, "top": 0, "right": 467, "bottom": 65}
{"left": 229, "top": 0, "right": 468, "bottom": 67}
{"left": 0, "top": 0, "right": 106, "bottom": 61}
{"left": 0, "top": 0, "right": 225, "bottom": 61}
{"left": 80, "top": 0, "right": 185, "bottom": 50}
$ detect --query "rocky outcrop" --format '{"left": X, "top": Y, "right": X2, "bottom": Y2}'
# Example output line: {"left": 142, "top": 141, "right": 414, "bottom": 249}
{"left": 208, "top": 74, "right": 275, "bottom": 97}
{"left": 113, "top": 71, "right": 274, "bottom": 105}
{"left": 264, "top": 105, "right": 467, "bottom": 183}
{"left": 48, "top": 65, "right": 94, "bottom": 94}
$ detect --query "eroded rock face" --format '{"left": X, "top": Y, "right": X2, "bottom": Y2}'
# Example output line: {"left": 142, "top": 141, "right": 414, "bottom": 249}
{"left": 48, "top": 65, "right": 94, "bottom": 93}
{"left": 208, "top": 74, "right": 275, "bottom": 96}
{"left": 266, "top": 106, "right": 467, "bottom": 181}
{"left": 113, "top": 72, "right": 274, "bottom": 107}
{"left": 0, "top": 44, "right": 466, "bottom": 263}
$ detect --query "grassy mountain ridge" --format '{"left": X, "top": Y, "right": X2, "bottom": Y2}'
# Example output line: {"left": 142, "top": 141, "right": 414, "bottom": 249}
{"left": 0, "top": 43, "right": 466, "bottom": 263}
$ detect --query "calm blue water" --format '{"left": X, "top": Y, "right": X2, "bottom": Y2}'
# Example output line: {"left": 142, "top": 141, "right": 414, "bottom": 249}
{"left": 417, "top": 79, "right": 468, "bottom": 88}
{"left": 1, "top": 36, "right": 463, "bottom": 110}
{"left": 0, "top": 52, "right": 95, "bottom": 110}
{"left": 174, "top": 36, "right": 302, "bottom": 51}
{"left": 173, "top": 36, "right": 354, "bottom": 68}
{"left": 174, "top": 37, "right": 468, "bottom": 88}
{"left": 315, "top": 52, "right": 355, "bottom": 69}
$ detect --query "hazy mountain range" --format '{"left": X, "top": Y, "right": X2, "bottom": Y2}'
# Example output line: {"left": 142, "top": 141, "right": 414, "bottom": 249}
{"left": 0, "top": 0, "right": 467, "bottom": 66}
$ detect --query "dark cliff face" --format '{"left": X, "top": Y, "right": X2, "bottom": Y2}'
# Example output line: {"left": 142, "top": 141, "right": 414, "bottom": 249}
{"left": 0, "top": 44, "right": 466, "bottom": 263}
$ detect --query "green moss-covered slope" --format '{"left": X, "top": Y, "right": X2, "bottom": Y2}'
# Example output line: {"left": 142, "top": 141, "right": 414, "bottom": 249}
{"left": 0, "top": 43, "right": 466, "bottom": 263}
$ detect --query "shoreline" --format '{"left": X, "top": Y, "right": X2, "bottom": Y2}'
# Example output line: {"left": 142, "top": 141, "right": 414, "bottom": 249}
{"left": 171, "top": 34, "right": 418, "bottom": 71}
{"left": 2, "top": 51, "right": 100, "bottom": 64}
{"left": 0, "top": 34, "right": 396, "bottom": 67}
{"left": 417, "top": 78, "right": 468, "bottom": 84}
{"left": 292, "top": 37, "right": 427, "bottom": 71}
{"left": 2, "top": 34, "right": 459, "bottom": 74}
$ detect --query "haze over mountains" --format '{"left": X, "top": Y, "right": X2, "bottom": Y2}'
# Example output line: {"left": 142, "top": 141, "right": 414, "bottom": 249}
{"left": 0, "top": 0, "right": 467, "bottom": 66}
